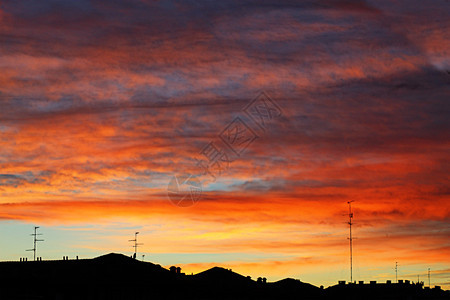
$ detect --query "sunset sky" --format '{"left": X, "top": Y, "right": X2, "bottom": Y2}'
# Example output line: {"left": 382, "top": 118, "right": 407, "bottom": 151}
{"left": 0, "top": 0, "right": 449, "bottom": 289}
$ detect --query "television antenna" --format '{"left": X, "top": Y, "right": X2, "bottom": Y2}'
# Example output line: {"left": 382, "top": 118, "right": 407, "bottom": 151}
{"left": 347, "top": 201, "right": 354, "bottom": 282}
{"left": 428, "top": 268, "right": 431, "bottom": 287}
{"left": 129, "top": 232, "right": 143, "bottom": 259}
{"left": 26, "top": 226, "right": 44, "bottom": 261}
{"left": 395, "top": 262, "right": 398, "bottom": 282}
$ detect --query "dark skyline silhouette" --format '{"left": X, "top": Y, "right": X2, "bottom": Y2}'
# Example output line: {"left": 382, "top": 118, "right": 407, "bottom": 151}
{"left": 0, "top": 253, "right": 447, "bottom": 300}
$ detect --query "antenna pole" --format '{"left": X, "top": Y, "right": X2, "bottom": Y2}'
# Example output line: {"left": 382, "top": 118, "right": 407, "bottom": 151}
{"left": 128, "top": 232, "right": 143, "bottom": 259}
{"left": 395, "top": 262, "right": 398, "bottom": 282}
{"left": 26, "top": 226, "right": 44, "bottom": 261}
{"left": 428, "top": 268, "right": 430, "bottom": 287}
{"left": 347, "top": 201, "right": 354, "bottom": 283}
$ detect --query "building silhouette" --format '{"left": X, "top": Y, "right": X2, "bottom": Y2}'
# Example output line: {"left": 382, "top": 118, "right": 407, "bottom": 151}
{"left": 0, "top": 253, "right": 447, "bottom": 300}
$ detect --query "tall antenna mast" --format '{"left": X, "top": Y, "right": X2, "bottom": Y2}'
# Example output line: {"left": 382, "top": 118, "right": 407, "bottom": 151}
{"left": 428, "top": 268, "right": 430, "bottom": 287}
{"left": 347, "top": 201, "right": 354, "bottom": 282}
{"left": 128, "top": 232, "right": 143, "bottom": 259}
{"left": 395, "top": 262, "right": 398, "bottom": 282}
{"left": 26, "top": 226, "right": 44, "bottom": 261}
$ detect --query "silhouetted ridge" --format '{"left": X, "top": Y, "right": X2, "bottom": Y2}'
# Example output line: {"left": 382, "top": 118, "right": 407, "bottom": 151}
{"left": 93, "top": 252, "right": 149, "bottom": 265}
{"left": 270, "top": 278, "right": 320, "bottom": 297}
{"left": 94, "top": 252, "right": 128, "bottom": 260}
{"left": 194, "top": 266, "right": 250, "bottom": 283}
{"left": 272, "top": 277, "right": 319, "bottom": 290}
{"left": 93, "top": 252, "right": 135, "bottom": 263}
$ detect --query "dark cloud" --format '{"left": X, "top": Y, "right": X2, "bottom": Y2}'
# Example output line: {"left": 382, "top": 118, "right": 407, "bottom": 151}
{"left": 0, "top": 174, "right": 26, "bottom": 187}
{"left": 0, "top": 171, "right": 53, "bottom": 187}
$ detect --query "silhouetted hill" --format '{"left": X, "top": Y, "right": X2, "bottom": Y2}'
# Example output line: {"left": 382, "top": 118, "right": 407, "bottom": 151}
{"left": 92, "top": 252, "right": 169, "bottom": 275}
{"left": 0, "top": 253, "right": 447, "bottom": 300}
{"left": 271, "top": 278, "right": 320, "bottom": 293}
{"left": 94, "top": 252, "right": 134, "bottom": 263}
{"left": 194, "top": 266, "right": 251, "bottom": 283}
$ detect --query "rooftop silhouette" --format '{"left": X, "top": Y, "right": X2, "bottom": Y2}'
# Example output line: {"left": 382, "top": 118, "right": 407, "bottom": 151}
{"left": 0, "top": 253, "right": 447, "bottom": 300}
